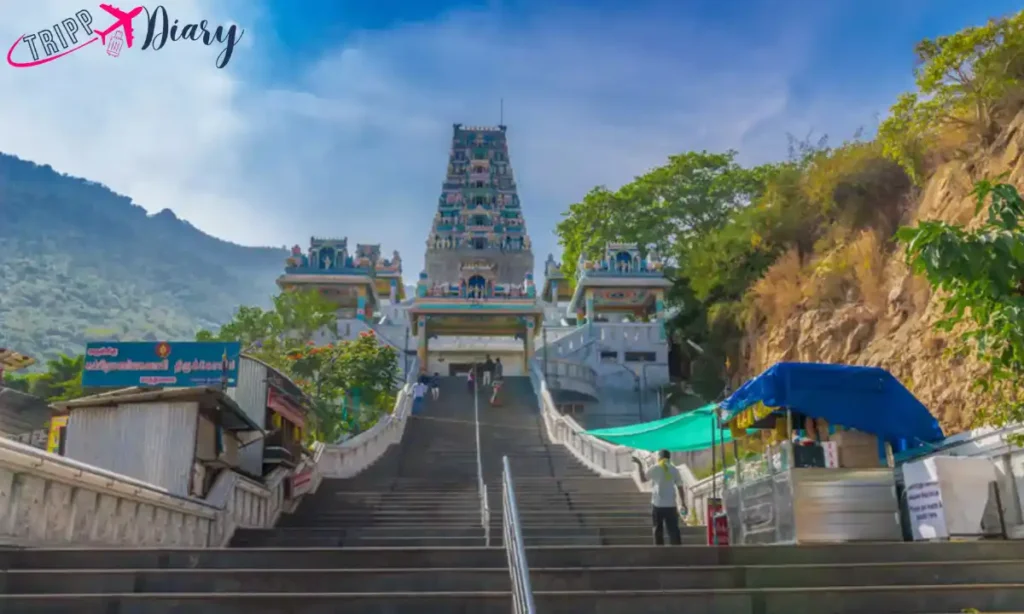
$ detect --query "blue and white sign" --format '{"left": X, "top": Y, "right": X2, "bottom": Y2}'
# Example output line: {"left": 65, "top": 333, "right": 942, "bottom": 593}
{"left": 82, "top": 341, "right": 241, "bottom": 389}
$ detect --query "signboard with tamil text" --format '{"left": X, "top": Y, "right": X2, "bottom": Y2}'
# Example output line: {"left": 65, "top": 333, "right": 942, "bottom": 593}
{"left": 82, "top": 342, "right": 241, "bottom": 389}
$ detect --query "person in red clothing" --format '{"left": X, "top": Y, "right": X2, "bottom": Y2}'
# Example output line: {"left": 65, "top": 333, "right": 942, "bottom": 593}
{"left": 490, "top": 378, "right": 503, "bottom": 406}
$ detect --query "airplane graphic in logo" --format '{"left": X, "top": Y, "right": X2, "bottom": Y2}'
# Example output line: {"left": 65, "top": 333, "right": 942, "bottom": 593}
{"left": 93, "top": 4, "right": 143, "bottom": 49}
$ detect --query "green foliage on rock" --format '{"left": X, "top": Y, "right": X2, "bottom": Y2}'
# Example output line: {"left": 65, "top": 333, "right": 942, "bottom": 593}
{"left": 896, "top": 180, "right": 1024, "bottom": 430}
{"left": 878, "top": 11, "right": 1024, "bottom": 182}
{"left": 555, "top": 9, "right": 1024, "bottom": 402}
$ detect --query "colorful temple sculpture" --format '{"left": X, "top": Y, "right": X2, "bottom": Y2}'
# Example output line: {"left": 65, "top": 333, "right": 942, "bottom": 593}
{"left": 410, "top": 124, "right": 543, "bottom": 374}
{"left": 568, "top": 242, "right": 672, "bottom": 334}
{"left": 541, "top": 254, "right": 573, "bottom": 304}
{"left": 276, "top": 237, "right": 405, "bottom": 321}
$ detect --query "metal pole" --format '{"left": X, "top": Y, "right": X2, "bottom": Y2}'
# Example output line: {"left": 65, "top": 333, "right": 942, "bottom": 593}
{"left": 542, "top": 326, "right": 549, "bottom": 385}
{"left": 503, "top": 456, "right": 537, "bottom": 613}
{"left": 711, "top": 408, "right": 717, "bottom": 500}
{"left": 474, "top": 362, "right": 489, "bottom": 546}
{"left": 635, "top": 371, "right": 642, "bottom": 421}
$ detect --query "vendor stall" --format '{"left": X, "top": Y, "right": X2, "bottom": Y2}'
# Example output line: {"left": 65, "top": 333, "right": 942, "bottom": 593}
{"left": 720, "top": 362, "right": 944, "bottom": 546}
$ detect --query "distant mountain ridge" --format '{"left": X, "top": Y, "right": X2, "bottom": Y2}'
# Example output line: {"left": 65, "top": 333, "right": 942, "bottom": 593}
{"left": 0, "top": 153, "right": 286, "bottom": 367}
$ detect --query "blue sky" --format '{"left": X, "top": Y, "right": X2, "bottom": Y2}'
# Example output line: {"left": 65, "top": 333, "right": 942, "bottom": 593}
{"left": 2, "top": 0, "right": 1020, "bottom": 283}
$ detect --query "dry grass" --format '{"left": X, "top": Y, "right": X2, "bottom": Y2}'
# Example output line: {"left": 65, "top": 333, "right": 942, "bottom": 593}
{"left": 847, "top": 230, "right": 888, "bottom": 313}
{"left": 749, "top": 250, "right": 805, "bottom": 327}
{"left": 805, "top": 248, "right": 855, "bottom": 309}
{"left": 749, "top": 229, "right": 890, "bottom": 328}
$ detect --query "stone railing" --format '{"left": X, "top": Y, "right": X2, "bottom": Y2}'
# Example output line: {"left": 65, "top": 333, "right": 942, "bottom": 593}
{"left": 205, "top": 466, "right": 292, "bottom": 547}
{"left": 529, "top": 363, "right": 708, "bottom": 516}
{"left": 536, "top": 325, "right": 580, "bottom": 347}
{"left": 530, "top": 364, "right": 632, "bottom": 477}
{"left": 542, "top": 358, "right": 599, "bottom": 399}
{"left": 0, "top": 379, "right": 417, "bottom": 549}
{"left": 541, "top": 326, "right": 594, "bottom": 359}
{"left": 0, "top": 437, "right": 219, "bottom": 548}
{"left": 596, "top": 322, "right": 663, "bottom": 346}
{"left": 313, "top": 383, "right": 414, "bottom": 479}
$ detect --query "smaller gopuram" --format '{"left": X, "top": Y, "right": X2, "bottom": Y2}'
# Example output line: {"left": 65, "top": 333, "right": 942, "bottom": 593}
{"left": 541, "top": 254, "right": 573, "bottom": 304}
{"left": 568, "top": 243, "right": 673, "bottom": 336}
{"left": 276, "top": 237, "right": 405, "bottom": 321}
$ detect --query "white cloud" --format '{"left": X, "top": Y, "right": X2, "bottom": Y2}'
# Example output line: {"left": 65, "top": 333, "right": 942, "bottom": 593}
{"left": 0, "top": 1, "right": 258, "bottom": 232}
{"left": 0, "top": 0, "right": 879, "bottom": 280}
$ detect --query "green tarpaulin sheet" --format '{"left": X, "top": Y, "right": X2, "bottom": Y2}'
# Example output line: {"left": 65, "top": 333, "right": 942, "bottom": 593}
{"left": 586, "top": 404, "right": 733, "bottom": 452}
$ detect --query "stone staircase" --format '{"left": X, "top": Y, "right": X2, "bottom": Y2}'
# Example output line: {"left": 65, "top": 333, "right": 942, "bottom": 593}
{"left": 233, "top": 376, "right": 680, "bottom": 548}
{"left": 7, "top": 376, "right": 1024, "bottom": 612}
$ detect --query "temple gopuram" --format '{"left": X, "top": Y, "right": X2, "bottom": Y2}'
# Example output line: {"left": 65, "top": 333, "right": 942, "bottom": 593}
{"left": 276, "top": 237, "right": 405, "bottom": 321}
{"left": 569, "top": 243, "right": 672, "bottom": 335}
{"left": 410, "top": 124, "right": 543, "bottom": 374}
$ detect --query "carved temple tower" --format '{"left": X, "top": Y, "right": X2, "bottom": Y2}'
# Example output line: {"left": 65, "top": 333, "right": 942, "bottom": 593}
{"left": 424, "top": 123, "right": 534, "bottom": 287}
{"left": 410, "top": 124, "right": 543, "bottom": 375}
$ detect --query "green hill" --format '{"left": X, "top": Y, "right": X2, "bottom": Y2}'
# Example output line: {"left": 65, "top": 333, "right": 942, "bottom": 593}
{"left": 0, "top": 153, "right": 286, "bottom": 367}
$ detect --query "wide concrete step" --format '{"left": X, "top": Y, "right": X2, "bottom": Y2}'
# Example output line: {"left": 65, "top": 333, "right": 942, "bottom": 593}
{"left": 284, "top": 518, "right": 668, "bottom": 529}
{"left": 0, "top": 592, "right": 512, "bottom": 614}
{"left": 0, "top": 548, "right": 509, "bottom": 570}
{"left": 17, "top": 542, "right": 1024, "bottom": 571}
{"left": 282, "top": 519, "right": 663, "bottom": 530}
{"left": 325, "top": 490, "right": 647, "bottom": 500}
{"left": 11, "top": 560, "right": 1024, "bottom": 594}
{"left": 7, "top": 585, "right": 1024, "bottom": 614}
{"left": 230, "top": 534, "right": 662, "bottom": 547}
{"left": 287, "top": 509, "right": 659, "bottom": 520}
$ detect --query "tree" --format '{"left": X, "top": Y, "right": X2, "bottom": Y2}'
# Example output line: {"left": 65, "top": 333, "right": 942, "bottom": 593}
{"left": 4, "top": 354, "right": 85, "bottom": 401}
{"left": 200, "top": 289, "right": 400, "bottom": 442}
{"left": 285, "top": 333, "right": 399, "bottom": 442}
{"left": 197, "top": 289, "right": 339, "bottom": 372}
{"left": 896, "top": 179, "right": 1024, "bottom": 432}
{"left": 879, "top": 10, "right": 1024, "bottom": 181}
{"left": 555, "top": 151, "right": 774, "bottom": 280}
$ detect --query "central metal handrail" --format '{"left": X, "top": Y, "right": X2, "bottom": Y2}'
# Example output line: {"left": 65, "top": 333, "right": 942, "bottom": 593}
{"left": 502, "top": 455, "right": 536, "bottom": 614}
{"left": 474, "top": 367, "right": 490, "bottom": 546}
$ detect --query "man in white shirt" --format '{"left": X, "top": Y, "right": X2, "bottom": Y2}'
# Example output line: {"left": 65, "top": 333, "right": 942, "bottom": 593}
{"left": 411, "top": 381, "right": 428, "bottom": 415}
{"left": 632, "top": 450, "right": 685, "bottom": 545}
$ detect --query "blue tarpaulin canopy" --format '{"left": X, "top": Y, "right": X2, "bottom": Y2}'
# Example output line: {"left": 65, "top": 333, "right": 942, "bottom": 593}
{"left": 586, "top": 404, "right": 731, "bottom": 452}
{"left": 721, "top": 362, "right": 944, "bottom": 443}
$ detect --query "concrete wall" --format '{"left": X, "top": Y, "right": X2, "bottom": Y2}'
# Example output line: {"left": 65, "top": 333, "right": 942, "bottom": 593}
{"left": 65, "top": 401, "right": 198, "bottom": 498}
{"left": 426, "top": 351, "right": 525, "bottom": 376}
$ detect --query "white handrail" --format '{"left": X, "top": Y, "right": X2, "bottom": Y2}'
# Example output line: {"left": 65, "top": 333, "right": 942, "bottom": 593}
{"left": 474, "top": 367, "right": 490, "bottom": 546}
{"left": 502, "top": 455, "right": 536, "bottom": 614}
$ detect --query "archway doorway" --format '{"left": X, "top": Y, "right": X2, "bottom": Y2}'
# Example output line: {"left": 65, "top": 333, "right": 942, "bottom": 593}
{"left": 467, "top": 275, "right": 487, "bottom": 298}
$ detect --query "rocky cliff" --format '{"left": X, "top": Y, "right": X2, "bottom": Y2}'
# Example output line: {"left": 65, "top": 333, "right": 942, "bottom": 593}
{"left": 737, "top": 111, "right": 1024, "bottom": 435}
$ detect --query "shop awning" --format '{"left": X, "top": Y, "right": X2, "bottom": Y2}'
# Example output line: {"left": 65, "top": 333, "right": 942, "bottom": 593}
{"left": 721, "top": 362, "right": 944, "bottom": 443}
{"left": 586, "top": 404, "right": 734, "bottom": 452}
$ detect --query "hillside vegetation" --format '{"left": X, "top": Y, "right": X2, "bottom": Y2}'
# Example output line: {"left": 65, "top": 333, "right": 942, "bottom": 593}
{"left": 557, "top": 10, "right": 1024, "bottom": 434}
{"left": 0, "top": 154, "right": 285, "bottom": 367}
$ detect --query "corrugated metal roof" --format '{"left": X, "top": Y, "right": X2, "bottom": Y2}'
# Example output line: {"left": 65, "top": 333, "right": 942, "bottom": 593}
{"left": 0, "top": 387, "right": 55, "bottom": 435}
{"left": 54, "top": 386, "right": 263, "bottom": 435}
